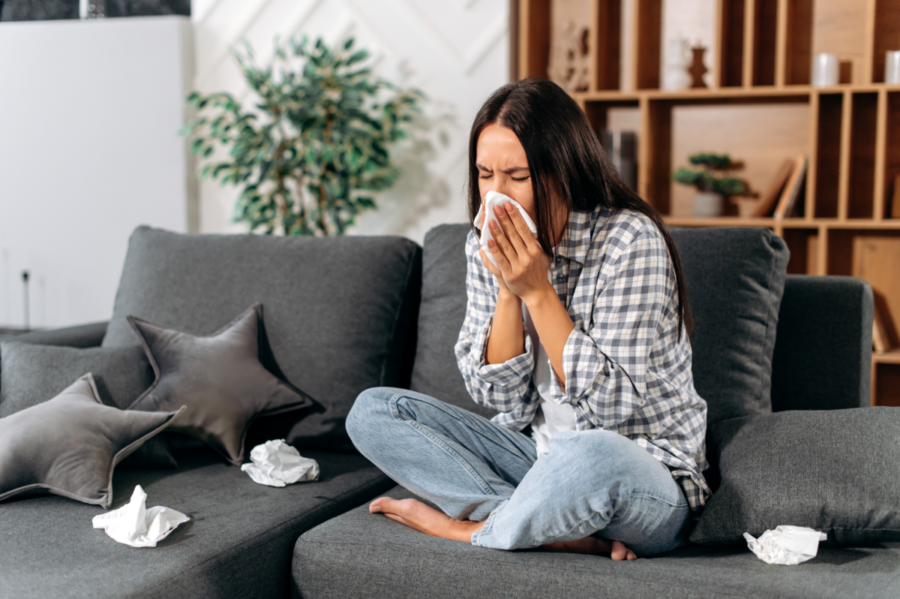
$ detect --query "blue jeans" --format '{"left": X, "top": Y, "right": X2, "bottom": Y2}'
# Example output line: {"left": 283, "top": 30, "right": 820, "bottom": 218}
{"left": 346, "top": 387, "right": 692, "bottom": 556}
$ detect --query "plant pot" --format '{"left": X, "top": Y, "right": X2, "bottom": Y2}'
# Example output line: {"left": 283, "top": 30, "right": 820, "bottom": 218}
{"left": 693, "top": 192, "right": 724, "bottom": 217}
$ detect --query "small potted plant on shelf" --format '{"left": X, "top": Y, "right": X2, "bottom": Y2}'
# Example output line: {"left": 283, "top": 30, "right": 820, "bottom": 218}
{"left": 181, "top": 36, "right": 424, "bottom": 236}
{"left": 672, "top": 152, "right": 748, "bottom": 217}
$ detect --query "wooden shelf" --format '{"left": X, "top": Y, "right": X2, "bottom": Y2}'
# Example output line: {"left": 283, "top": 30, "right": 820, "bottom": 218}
{"left": 874, "top": 349, "right": 900, "bottom": 365}
{"left": 516, "top": 0, "right": 900, "bottom": 407}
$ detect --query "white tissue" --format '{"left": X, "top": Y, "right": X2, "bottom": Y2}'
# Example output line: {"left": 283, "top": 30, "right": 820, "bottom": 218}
{"left": 241, "top": 439, "right": 319, "bottom": 487}
{"left": 743, "top": 525, "right": 827, "bottom": 565}
{"left": 476, "top": 190, "right": 538, "bottom": 267}
{"left": 92, "top": 485, "right": 189, "bottom": 548}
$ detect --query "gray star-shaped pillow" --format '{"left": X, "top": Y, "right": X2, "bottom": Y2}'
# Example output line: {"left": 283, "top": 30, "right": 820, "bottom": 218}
{"left": 127, "top": 303, "right": 313, "bottom": 466}
{"left": 0, "top": 374, "right": 184, "bottom": 507}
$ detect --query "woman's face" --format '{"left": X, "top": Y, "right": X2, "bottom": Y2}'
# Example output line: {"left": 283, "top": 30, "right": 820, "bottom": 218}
{"left": 475, "top": 123, "right": 535, "bottom": 220}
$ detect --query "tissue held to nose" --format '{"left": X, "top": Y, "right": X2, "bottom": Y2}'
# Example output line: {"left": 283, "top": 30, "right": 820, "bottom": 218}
{"left": 241, "top": 439, "right": 319, "bottom": 487}
{"left": 92, "top": 485, "right": 189, "bottom": 548}
{"left": 476, "top": 190, "right": 538, "bottom": 268}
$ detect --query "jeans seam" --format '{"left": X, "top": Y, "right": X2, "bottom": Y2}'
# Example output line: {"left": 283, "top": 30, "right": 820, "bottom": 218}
{"left": 389, "top": 396, "right": 499, "bottom": 497}
{"left": 471, "top": 501, "right": 505, "bottom": 546}
{"left": 627, "top": 492, "right": 688, "bottom": 509}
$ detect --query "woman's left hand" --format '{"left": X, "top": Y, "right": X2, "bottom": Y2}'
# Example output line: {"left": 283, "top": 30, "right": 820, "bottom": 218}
{"left": 486, "top": 201, "right": 553, "bottom": 303}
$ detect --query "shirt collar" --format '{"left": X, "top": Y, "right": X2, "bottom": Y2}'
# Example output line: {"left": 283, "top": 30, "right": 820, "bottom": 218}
{"left": 554, "top": 207, "right": 604, "bottom": 265}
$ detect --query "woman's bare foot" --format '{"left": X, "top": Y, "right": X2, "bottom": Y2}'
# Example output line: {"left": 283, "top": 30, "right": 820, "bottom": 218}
{"left": 543, "top": 538, "right": 637, "bottom": 560}
{"left": 369, "top": 497, "right": 483, "bottom": 543}
{"left": 369, "top": 497, "right": 637, "bottom": 560}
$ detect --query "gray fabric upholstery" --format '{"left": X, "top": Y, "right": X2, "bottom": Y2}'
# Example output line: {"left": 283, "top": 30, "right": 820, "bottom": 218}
{"left": 409, "top": 224, "right": 494, "bottom": 418}
{"left": 691, "top": 408, "right": 900, "bottom": 546}
{"left": 293, "top": 486, "right": 900, "bottom": 599}
{"left": 0, "top": 448, "right": 393, "bottom": 599}
{"left": 102, "top": 227, "right": 421, "bottom": 451}
{"left": 128, "top": 304, "right": 314, "bottom": 466}
{"left": 669, "top": 227, "right": 789, "bottom": 427}
{"left": 9, "top": 321, "right": 108, "bottom": 348}
{"left": 0, "top": 342, "right": 153, "bottom": 418}
{"left": 0, "top": 341, "right": 174, "bottom": 468}
{"left": 0, "top": 375, "right": 182, "bottom": 507}
{"left": 771, "top": 275, "right": 873, "bottom": 411}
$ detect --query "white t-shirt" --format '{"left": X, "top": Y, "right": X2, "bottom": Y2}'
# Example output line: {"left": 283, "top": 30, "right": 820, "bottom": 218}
{"left": 523, "top": 297, "right": 577, "bottom": 456}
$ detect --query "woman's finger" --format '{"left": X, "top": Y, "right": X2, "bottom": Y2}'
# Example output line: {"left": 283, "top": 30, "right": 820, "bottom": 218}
{"left": 486, "top": 235, "right": 512, "bottom": 273}
{"left": 479, "top": 248, "right": 506, "bottom": 279}
{"left": 503, "top": 201, "right": 539, "bottom": 250}
{"left": 488, "top": 217, "right": 517, "bottom": 263}
{"left": 495, "top": 203, "right": 527, "bottom": 255}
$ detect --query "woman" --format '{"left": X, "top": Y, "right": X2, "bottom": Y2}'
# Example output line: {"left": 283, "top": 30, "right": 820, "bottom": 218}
{"left": 346, "top": 78, "right": 710, "bottom": 560}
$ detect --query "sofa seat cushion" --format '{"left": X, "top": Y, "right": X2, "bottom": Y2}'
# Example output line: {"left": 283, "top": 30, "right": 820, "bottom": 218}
{"left": 102, "top": 227, "right": 421, "bottom": 451}
{"left": 292, "top": 487, "right": 900, "bottom": 599}
{"left": 0, "top": 448, "right": 393, "bottom": 599}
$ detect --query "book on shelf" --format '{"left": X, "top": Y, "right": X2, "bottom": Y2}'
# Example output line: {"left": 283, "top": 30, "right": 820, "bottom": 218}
{"left": 873, "top": 303, "right": 891, "bottom": 354}
{"left": 892, "top": 174, "right": 900, "bottom": 219}
{"left": 752, "top": 158, "right": 795, "bottom": 217}
{"left": 773, "top": 155, "right": 807, "bottom": 220}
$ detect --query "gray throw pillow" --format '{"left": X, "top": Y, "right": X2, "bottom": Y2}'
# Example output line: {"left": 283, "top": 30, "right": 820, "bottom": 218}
{"left": 0, "top": 342, "right": 175, "bottom": 468}
{"left": 0, "top": 374, "right": 183, "bottom": 507}
{"left": 690, "top": 408, "right": 900, "bottom": 546}
{"left": 128, "top": 303, "right": 314, "bottom": 466}
{"left": 102, "top": 226, "right": 421, "bottom": 452}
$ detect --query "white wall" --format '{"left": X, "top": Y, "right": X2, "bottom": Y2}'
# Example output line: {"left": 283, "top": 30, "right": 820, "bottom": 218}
{"left": 191, "top": 0, "right": 510, "bottom": 243}
{"left": 0, "top": 16, "right": 194, "bottom": 329}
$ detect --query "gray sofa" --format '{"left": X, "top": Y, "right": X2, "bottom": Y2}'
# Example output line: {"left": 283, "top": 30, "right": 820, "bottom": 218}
{"left": 1, "top": 223, "right": 896, "bottom": 599}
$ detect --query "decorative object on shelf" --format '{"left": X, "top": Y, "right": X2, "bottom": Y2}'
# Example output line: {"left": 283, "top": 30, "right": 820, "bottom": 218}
{"left": 79, "top": 0, "right": 104, "bottom": 19}
{"left": 181, "top": 36, "right": 424, "bottom": 237}
{"left": 548, "top": 22, "right": 590, "bottom": 92}
{"left": 689, "top": 44, "right": 709, "bottom": 89}
{"left": 886, "top": 51, "right": 900, "bottom": 84}
{"left": 661, "top": 36, "right": 692, "bottom": 91}
{"left": 744, "top": 159, "right": 795, "bottom": 218}
{"left": 600, "top": 131, "right": 637, "bottom": 190}
{"left": 672, "top": 153, "right": 748, "bottom": 217}
{"left": 773, "top": 155, "right": 808, "bottom": 220}
{"left": 812, "top": 53, "right": 839, "bottom": 87}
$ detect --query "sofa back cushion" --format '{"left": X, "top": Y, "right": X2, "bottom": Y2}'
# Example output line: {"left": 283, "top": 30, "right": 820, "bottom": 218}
{"left": 411, "top": 224, "right": 788, "bottom": 429}
{"left": 409, "top": 225, "right": 495, "bottom": 418}
{"left": 670, "top": 227, "right": 789, "bottom": 427}
{"left": 103, "top": 226, "right": 421, "bottom": 451}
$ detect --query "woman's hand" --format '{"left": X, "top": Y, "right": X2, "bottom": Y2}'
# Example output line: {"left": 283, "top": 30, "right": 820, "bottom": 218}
{"left": 480, "top": 201, "right": 552, "bottom": 304}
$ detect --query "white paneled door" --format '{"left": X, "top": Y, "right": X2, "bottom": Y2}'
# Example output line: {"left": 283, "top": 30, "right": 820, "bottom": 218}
{"left": 191, "top": 0, "right": 510, "bottom": 243}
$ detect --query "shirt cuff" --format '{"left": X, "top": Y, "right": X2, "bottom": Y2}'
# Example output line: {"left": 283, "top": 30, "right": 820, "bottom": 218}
{"left": 474, "top": 316, "right": 535, "bottom": 386}
{"left": 558, "top": 326, "right": 605, "bottom": 404}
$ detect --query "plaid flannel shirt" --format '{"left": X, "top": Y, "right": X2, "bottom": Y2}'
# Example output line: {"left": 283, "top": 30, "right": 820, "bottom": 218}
{"left": 454, "top": 206, "right": 711, "bottom": 512}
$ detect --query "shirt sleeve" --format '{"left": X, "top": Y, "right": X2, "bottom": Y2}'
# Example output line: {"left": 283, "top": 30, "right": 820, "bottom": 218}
{"left": 558, "top": 228, "right": 677, "bottom": 430}
{"left": 454, "top": 229, "right": 536, "bottom": 413}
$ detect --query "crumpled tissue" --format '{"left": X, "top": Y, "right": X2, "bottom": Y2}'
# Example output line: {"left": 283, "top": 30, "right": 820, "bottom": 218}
{"left": 241, "top": 439, "right": 319, "bottom": 487}
{"left": 475, "top": 190, "right": 538, "bottom": 267}
{"left": 743, "top": 525, "right": 827, "bottom": 565}
{"left": 92, "top": 485, "right": 189, "bottom": 548}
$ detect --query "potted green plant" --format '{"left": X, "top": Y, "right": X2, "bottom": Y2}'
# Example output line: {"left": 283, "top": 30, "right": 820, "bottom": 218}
{"left": 672, "top": 152, "right": 748, "bottom": 217}
{"left": 180, "top": 36, "right": 424, "bottom": 236}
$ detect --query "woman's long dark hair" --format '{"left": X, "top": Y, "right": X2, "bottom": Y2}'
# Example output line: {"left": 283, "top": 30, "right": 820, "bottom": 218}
{"left": 468, "top": 78, "right": 693, "bottom": 339}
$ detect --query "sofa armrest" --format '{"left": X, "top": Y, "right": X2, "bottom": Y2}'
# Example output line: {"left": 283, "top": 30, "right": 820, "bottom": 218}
{"left": 6, "top": 321, "right": 109, "bottom": 349}
{"left": 770, "top": 275, "right": 872, "bottom": 412}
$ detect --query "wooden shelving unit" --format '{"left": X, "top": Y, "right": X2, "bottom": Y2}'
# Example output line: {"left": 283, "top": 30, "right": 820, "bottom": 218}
{"left": 515, "top": 0, "right": 900, "bottom": 407}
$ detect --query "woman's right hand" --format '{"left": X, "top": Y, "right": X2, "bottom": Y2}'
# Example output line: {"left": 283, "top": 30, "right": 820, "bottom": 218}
{"left": 478, "top": 213, "right": 515, "bottom": 298}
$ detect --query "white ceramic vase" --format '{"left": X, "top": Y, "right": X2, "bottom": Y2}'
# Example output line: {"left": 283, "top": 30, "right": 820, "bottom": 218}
{"left": 693, "top": 192, "right": 724, "bottom": 217}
